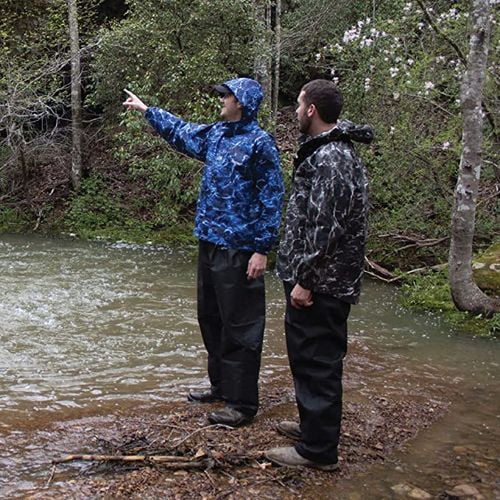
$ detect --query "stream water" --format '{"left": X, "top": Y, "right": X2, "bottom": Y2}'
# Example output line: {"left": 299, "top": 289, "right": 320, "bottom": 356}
{"left": 0, "top": 234, "right": 498, "bottom": 498}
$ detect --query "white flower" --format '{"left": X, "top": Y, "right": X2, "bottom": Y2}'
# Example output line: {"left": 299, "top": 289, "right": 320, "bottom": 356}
{"left": 333, "top": 76, "right": 340, "bottom": 85}
{"left": 360, "top": 37, "right": 374, "bottom": 47}
{"left": 315, "top": 53, "right": 321, "bottom": 61}
{"left": 364, "top": 77, "right": 371, "bottom": 91}
{"left": 403, "top": 2, "right": 413, "bottom": 14}
{"left": 389, "top": 67, "right": 399, "bottom": 77}
{"left": 441, "top": 141, "right": 451, "bottom": 150}
{"left": 424, "top": 81, "right": 435, "bottom": 90}
{"left": 343, "top": 27, "right": 361, "bottom": 43}
{"left": 407, "top": 58, "right": 414, "bottom": 65}
{"left": 389, "top": 126, "right": 396, "bottom": 135}
{"left": 436, "top": 56, "right": 446, "bottom": 63}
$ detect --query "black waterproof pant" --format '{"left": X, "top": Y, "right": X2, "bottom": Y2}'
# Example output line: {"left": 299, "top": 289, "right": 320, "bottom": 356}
{"left": 197, "top": 240, "right": 265, "bottom": 417}
{"left": 284, "top": 282, "right": 351, "bottom": 464}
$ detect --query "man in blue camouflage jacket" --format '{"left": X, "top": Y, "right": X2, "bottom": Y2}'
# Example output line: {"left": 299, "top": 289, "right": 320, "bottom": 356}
{"left": 123, "top": 78, "right": 284, "bottom": 427}
{"left": 265, "top": 80, "right": 373, "bottom": 469}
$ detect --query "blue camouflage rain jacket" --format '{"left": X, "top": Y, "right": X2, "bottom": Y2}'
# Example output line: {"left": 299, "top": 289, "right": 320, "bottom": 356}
{"left": 145, "top": 78, "right": 284, "bottom": 254}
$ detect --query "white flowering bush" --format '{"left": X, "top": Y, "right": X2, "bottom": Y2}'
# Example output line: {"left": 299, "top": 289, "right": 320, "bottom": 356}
{"left": 318, "top": 0, "right": 498, "bottom": 267}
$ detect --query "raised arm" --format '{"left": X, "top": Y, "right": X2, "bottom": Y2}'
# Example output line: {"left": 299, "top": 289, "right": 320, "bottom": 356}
{"left": 122, "top": 89, "right": 212, "bottom": 162}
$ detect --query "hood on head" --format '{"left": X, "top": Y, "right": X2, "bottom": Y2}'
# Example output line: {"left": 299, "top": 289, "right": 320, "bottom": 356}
{"left": 220, "top": 78, "right": 263, "bottom": 121}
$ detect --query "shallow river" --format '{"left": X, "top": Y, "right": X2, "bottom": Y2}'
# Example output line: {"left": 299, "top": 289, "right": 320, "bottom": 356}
{"left": 0, "top": 234, "right": 498, "bottom": 498}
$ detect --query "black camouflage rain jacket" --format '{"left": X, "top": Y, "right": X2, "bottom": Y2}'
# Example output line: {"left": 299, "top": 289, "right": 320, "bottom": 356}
{"left": 277, "top": 120, "right": 373, "bottom": 304}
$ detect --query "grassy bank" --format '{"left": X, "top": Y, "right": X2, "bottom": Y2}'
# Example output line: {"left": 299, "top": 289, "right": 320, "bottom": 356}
{"left": 401, "top": 271, "right": 499, "bottom": 337}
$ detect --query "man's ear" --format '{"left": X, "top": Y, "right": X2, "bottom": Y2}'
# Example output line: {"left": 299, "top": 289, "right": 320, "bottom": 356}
{"left": 307, "top": 104, "right": 316, "bottom": 117}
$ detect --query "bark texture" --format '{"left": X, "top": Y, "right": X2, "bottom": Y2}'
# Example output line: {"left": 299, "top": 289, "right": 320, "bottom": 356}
{"left": 68, "top": 0, "right": 83, "bottom": 191}
{"left": 449, "top": 0, "right": 500, "bottom": 316}
{"left": 272, "top": 0, "right": 281, "bottom": 130}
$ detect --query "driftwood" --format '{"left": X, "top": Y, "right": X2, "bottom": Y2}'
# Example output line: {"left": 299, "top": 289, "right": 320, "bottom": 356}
{"left": 53, "top": 453, "right": 214, "bottom": 470}
{"left": 377, "top": 233, "right": 449, "bottom": 252}
{"left": 365, "top": 256, "right": 447, "bottom": 283}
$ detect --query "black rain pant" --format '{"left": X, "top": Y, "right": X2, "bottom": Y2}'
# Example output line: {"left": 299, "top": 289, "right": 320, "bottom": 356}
{"left": 197, "top": 240, "right": 265, "bottom": 417}
{"left": 284, "top": 282, "right": 351, "bottom": 464}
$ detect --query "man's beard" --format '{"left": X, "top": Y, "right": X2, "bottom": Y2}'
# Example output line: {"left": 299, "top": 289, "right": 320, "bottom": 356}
{"left": 298, "top": 114, "right": 312, "bottom": 135}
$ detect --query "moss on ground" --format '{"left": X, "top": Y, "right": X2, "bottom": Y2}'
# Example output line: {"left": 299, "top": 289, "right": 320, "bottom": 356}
{"left": 401, "top": 270, "right": 499, "bottom": 338}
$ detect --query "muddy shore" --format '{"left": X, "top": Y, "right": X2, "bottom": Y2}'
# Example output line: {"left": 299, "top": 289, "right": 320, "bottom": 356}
{"left": 9, "top": 371, "right": 451, "bottom": 499}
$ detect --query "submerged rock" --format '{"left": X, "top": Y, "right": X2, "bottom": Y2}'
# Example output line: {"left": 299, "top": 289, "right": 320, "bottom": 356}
{"left": 444, "top": 483, "right": 483, "bottom": 499}
{"left": 408, "top": 487, "right": 432, "bottom": 499}
{"left": 391, "top": 483, "right": 413, "bottom": 496}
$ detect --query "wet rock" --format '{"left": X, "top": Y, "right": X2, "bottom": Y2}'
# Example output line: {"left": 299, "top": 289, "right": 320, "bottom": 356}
{"left": 408, "top": 487, "right": 432, "bottom": 499}
{"left": 444, "top": 484, "right": 483, "bottom": 499}
{"left": 391, "top": 483, "right": 413, "bottom": 496}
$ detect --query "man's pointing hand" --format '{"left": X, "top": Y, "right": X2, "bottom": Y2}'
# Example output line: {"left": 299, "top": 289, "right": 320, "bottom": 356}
{"left": 123, "top": 89, "right": 148, "bottom": 113}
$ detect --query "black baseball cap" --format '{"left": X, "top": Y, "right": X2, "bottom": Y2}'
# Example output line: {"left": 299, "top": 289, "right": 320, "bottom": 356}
{"left": 213, "top": 84, "right": 232, "bottom": 96}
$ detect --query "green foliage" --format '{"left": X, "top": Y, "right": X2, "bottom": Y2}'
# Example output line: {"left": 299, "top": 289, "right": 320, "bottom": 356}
{"left": 401, "top": 270, "right": 500, "bottom": 337}
{"left": 90, "top": 0, "right": 258, "bottom": 115}
{"left": 63, "top": 172, "right": 196, "bottom": 244}
{"left": 0, "top": 206, "right": 31, "bottom": 232}
{"left": 65, "top": 174, "right": 126, "bottom": 235}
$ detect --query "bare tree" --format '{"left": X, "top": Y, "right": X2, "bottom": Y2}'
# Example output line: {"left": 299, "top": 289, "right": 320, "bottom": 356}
{"left": 448, "top": 0, "right": 500, "bottom": 316}
{"left": 68, "top": 0, "right": 83, "bottom": 191}
{"left": 272, "top": 0, "right": 281, "bottom": 130}
{"left": 253, "top": 0, "right": 273, "bottom": 109}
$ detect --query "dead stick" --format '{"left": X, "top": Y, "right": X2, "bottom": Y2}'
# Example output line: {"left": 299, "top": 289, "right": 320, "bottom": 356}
{"left": 171, "top": 424, "right": 233, "bottom": 449}
{"left": 53, "top": 454, "right": 196, "bottom": 464}
{"left": 45, "top": 464, "right": 56, "bottom": 488}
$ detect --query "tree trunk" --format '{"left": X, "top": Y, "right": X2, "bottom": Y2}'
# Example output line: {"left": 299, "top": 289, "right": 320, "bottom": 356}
{"left": 253, "top": 0, "right": 272, "bottom": 109}
{"left": 272, "top": 0, "right": 281, "bottom": 131}
{"left": 68, "top": 0, "right": 83, "bottom": 192}
{"left": 449, "top": 0, "right": 500, "bottom": 316}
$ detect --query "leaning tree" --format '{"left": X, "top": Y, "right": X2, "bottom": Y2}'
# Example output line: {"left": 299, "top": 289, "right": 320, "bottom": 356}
{"left": 449, "top": 0, "right": 500, "bottom": 316}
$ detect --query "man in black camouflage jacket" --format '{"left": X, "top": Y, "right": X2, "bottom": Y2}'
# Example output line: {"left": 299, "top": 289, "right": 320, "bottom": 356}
{"left": 265, "top": 79, "right": 373, "bottom": 470}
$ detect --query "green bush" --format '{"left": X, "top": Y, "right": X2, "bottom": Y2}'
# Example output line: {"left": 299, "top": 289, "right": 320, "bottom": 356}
{"left": 0, "top": 206, "right": 31, "bottom": 232}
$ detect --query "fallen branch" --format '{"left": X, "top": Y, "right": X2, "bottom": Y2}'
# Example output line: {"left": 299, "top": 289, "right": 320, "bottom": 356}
{"left": 396, "top": 237, "right": 449, "bottom": 252}
{"left": 365, "top": 257, "right": 447, "bottom": 283}
{"left": 364, "top": 257, "right": 397, "bottom": 279}
{"left": 52, "top": 455, "right": 212, "bottom": 469}
{"left": 46, "top": 464, "right": 56, "bottom": 488}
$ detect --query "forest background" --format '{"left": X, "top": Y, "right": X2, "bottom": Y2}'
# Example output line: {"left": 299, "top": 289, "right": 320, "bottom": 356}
{"left": 0, "top": 0, "right": 498, "bottom": 334}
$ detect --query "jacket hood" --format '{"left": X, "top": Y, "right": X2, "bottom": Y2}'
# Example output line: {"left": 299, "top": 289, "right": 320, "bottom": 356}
{"left": 295, "top": 120, "right": 374, "bottom": 169}
{"left": 334, "top": 120, "right": 374, "bottom": 144}
{"left": 299, "top": 120, "right": 374, "bottom": 147}
{"left": 222, "top": 78, "right": 263, "bottom": 121}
